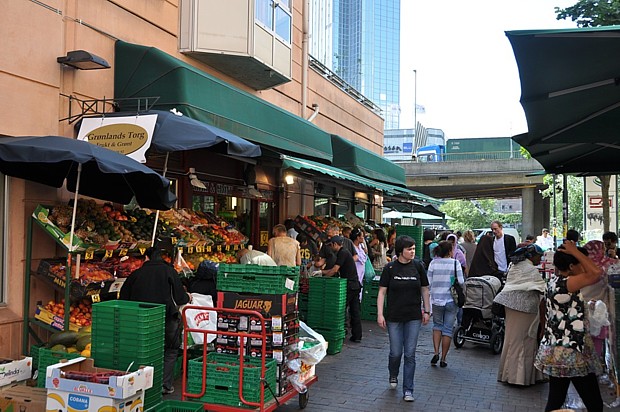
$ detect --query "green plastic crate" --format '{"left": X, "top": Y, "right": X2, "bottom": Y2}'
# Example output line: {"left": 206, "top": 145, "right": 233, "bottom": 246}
{"left": 187, "top": 353, "right": 276, "bottom": 407}
{"left": 219, "top": 264, "right": 298, "bottom": 275}
{"left": 34, "top": 346, "right": 81, "bottom": 388}
{"left": 146, "top": 400, "right": 203, "bottom": 412}
{"left": 217, "top": 271, "right": 300, "bottom": 294}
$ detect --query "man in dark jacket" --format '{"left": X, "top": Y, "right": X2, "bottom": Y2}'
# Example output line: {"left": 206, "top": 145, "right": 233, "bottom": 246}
{"left": 490, "top": 220, "right": 517, "bottom": 277}
{"left": 120, "top": 247, "right": 190, "bottom": 395}
{"left": 319, "top": 236, "right": 362, "bottom": 343}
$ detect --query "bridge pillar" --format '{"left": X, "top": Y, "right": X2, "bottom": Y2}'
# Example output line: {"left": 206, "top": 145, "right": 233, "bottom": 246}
{"left": 522, "top": 187, "right": 536, "bottom": 240}
{"left": 521, "top": 186, "right": 549, "bottom": 240}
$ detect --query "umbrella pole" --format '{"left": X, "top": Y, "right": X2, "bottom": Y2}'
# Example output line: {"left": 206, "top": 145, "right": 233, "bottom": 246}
{"left": 151, "top": 153, "right": 169, "bottom": 246}
{"left": 68, "top": 163, "right": 82, "bottom": 253}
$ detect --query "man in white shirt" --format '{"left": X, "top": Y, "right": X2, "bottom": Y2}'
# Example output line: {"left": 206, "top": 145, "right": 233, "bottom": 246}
{"left": 536, "top": 228, "right": 554, "bottom": 250}
{"left": 491, "top": 220, "right": 517, "bottom": 274}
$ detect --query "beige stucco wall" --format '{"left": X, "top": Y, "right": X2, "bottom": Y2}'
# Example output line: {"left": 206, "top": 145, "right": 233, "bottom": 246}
{"left": 0, "top": 0, "right": 384, "bottom": 356}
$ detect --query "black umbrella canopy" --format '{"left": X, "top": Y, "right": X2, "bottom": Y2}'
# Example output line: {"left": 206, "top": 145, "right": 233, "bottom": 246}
{"left": 0, "top": 135, "right": 176, "bottom": 209}
{"left": 506, "top": 26, "right": 620, "bottom": 147}
{"left": 77, "top": 110, "right": 262, "bottom": 158}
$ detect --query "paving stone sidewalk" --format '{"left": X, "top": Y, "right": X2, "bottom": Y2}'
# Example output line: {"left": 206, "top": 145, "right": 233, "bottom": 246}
{"left": 172, "top": 320, "right": 620, "bottom": 411}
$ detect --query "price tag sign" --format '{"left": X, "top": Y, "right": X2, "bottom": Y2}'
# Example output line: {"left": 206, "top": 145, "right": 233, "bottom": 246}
{"left": 119, "top": 248, "right": 128, "bottom": 257}
{"left": 260, "top": 231, "right": 269, "bottom": 247}
{"left": 187, "top": 246, "right": 194, "bottom": 254}
{"left": 177, "top": 247, "right": 184, "bottom": 254}
{"left": 225, "top": 245, "right": 230, "bottom": 252}
{"left": 171, "top": 237, "right": 177, "bottom": 245}
{"left": 206, "top": 245, "right": 212, "bottom": 253}
{"left": 196, "top": 244, "right": 204, "bottom": 253}
{"left": 138, "top": 247, "right": 146, "bottom": 255}
{"left": 91, "top": 294, "right": 101, "bottom": 303}
{"left": 105, "top": 249, "right": 113, "bottom": 258}
{"left": 85, "top": 249, "right": 95, "bottom": 260}
{"left": 216, "top": 245, "right": 222, "bottom": 252}
{"left": 108, "top": 279, "right": 125, "bottom": 293}
{"left": 233, "top": 244, "right": 239, "bottom": 251}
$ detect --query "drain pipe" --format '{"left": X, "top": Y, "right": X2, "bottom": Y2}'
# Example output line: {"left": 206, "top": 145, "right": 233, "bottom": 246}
{"left": 307, "top": 103, "right": 320, "bottom": 122}
{"left": 301, "top": 0, "right": 310, "bottom": 119}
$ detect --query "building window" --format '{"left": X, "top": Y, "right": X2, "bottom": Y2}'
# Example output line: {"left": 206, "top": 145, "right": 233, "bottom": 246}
{"left": 256, "top": 0, "right": 292, "bottom": 44}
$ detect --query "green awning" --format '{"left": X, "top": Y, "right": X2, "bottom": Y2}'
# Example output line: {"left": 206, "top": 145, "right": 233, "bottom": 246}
{"left": 330, "top": 135, "right": 406, "bottom": 186}
{"left": 114, "top": 41, "right": 333, "bottom": 163}
{"left": 281, "top": 155, "right": 440, "bottom": 205}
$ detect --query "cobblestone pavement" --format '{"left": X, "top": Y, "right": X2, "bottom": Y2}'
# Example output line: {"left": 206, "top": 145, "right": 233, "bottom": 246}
{"left": 172, "top": 320, "right": 620, "bottom": 411}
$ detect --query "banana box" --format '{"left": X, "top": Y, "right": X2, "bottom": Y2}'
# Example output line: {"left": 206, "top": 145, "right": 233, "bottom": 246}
{"left": 0, "top": 356, "right": 32, "bottom": 387}
{"left": 45, "top": 389, "right": 143, "bottom": 412}
{"left": 45, "top": 358, "right": 153, "bottom": 400}
{"left": 0, "top": 383, "right": 46, "bottom": 411}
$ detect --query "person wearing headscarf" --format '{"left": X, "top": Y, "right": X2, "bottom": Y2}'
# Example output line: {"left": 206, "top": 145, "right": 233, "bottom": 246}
{"left": 494, "top": 243, "right": 546, "bottom": 386}
{"left": 446, "top": 233, "right": 467, "bottom": 272}
{"left": 582, "top": 240, "right": 616, "bottom": 303}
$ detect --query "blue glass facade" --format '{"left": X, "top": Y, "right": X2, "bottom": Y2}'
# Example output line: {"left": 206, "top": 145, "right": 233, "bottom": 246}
{"left": 311, "top": 0, "right": 401, "bottom": 129}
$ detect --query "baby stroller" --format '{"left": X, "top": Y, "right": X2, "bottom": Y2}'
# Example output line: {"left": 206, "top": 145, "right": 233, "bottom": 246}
{"left": 453, "top": 275, "right": 505, "bottom": 354}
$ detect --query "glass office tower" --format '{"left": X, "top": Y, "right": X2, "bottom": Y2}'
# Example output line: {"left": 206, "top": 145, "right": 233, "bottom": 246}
{"left": 311, "top": 0, "right": 401, "bottom": 129}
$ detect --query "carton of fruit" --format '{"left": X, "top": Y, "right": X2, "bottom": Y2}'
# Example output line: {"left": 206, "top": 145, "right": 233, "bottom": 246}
{"left": 0, "top": 356, "right": 32, "bottom": 387}
{"left": 46, "top": 357, "right": 153, "bottom": 399}
{"left": 34, "top": 305, "right": 80, "bottom": 332}
{"left": 33, "top": 205, "right": 85, "bottom": 250}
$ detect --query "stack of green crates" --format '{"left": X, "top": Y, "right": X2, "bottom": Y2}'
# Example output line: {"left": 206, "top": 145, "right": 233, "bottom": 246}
{"left": 145, "top": 400, "right": 203, "bottom": 412}
{"left": 307, "top": 277, "right": 347, "bottom": 355}
{"left": 361, "top": 277, "right": 381, "bottom": 321}
{"left": 396, "top": 225, "right": 423, "bottom": 254}
{"left": 92, "top": 300, "right": 165, "bottom": 410}
{"left": 298, "top": 277, "right": 310, "bottom": 322}
{"left": 186, "top": 353, "right": 276, "bottom": 407}
{"left": 217, "top": 264, "right": 300, "bottom": 294}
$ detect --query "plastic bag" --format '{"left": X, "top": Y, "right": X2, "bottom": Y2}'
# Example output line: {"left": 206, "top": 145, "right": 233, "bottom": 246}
{"left": 588, "top": 300, "right": 610, "bottom": 337}
{"left": 174, "top": 249, "right": 194, "bottom": 277}
{"left": 364, "top": 257, "right": 376, "bottom": 282}
{"left": 184, "top": 293, "right": 217, "bottom": 344}
{"left": 299, "top": 321, "right": 327, "bottom": 365}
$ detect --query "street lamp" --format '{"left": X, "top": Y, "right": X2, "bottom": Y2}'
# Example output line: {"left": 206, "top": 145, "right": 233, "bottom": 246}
{"left": 413, "top": 69, "right": 417, "bottom": 157}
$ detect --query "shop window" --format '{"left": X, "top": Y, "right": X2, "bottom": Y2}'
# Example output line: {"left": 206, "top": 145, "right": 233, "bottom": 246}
{"left": 0, "top": 176, "right": 6, "bottom": 304}
{"left": 258, "top": 201, "right": 273, "bottom": 249}
{"left": 314, "top": 197, "right": 329, "bottom": 216}
{"left": 192, "top": 194, "right": 215, "bottom": 213}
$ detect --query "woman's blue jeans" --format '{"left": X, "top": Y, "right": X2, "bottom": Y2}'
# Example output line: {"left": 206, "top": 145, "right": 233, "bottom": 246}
{"left": 387, "top": 320, "right": 422, "bottom": 393}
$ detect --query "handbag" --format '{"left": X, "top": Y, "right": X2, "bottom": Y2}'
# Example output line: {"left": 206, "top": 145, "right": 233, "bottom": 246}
{"left": 450, "top": 260, "right": 465, "bottom": 307}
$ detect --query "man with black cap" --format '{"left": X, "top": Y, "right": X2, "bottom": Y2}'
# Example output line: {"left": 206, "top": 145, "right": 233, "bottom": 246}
{"left": 319, "top": 235, "right": 363, "bottom": 342}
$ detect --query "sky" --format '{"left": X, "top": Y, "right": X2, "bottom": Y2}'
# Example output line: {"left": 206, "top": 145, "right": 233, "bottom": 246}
{"left": 399, "top": 0, "right": 578, "bottom": 139}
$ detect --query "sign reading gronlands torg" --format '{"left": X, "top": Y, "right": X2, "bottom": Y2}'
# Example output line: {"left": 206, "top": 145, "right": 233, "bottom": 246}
{"left": 77, "top": 115, "right": 157, "bottom": 163}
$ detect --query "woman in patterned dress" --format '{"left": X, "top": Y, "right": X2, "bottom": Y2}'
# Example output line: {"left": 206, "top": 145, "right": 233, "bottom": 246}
{"left": 534, "top": 240, "right": 604, "bottom": 412}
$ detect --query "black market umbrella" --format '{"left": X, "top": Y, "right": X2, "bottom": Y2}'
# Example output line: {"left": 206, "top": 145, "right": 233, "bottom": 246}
{"left": 0, "top": 135, "right": 177, "bottom": 249}
{"left": 78, "top": 109, "right": 262, "bottom": 158}
{"left": 77, "top": 109, "right": 262, "bottom": 243}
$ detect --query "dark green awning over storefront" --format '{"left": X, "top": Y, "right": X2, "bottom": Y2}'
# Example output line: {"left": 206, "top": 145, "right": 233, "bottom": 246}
{"left": 281, "top": 155, "right": 438, "bottom": 204}
{"left": 330, "top": 135, "right": 406, "bottom": 186}
{"left": 114, "top": 41, "right": 333, "bottom": 163}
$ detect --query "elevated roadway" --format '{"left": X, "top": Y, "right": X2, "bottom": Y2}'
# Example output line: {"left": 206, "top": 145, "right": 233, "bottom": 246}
{"left": 398, "top": 157, "right": 548, "bottom": 236}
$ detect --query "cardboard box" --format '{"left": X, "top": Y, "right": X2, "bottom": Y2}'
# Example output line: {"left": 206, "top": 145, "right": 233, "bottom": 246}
{"left": 218, "top": 292, "right": 297, "bottom": 318}
{"left": 0, "top": 357, "right": 33, "bottom": 387}
{"left": 33, "top": 306, "right": 79, "bottom": 332}
{"left": 0, "top": 383, "right": 46, "bottom": 412}
{"left": 45, "top": 358, "right": 153, "bottom": 400}
{"left": 46, "top": 389, "right": 143, "bottom": 412}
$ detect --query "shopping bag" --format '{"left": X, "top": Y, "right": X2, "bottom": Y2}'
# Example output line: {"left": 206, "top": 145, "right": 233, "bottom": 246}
{"left": 184, "top": 293, "right": 217, "bottom": 344}
{"left": 364, "top": 257, "right": 376, "bottom": 282}
{"left": 450, "top": 261, "right": 465, "bottom": 307}
{"left": 299, "top": 321, "right": 327, "bottom": 365}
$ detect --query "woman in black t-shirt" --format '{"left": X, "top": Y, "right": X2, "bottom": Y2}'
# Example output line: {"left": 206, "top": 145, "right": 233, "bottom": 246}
{"left": 377, "top": 236, "right": 431, "bottom": 402}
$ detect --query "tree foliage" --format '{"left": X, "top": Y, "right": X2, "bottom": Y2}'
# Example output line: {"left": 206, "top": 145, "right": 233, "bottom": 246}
{"left": 540, "top": 174, "right": 584, "bottom": 233}
{"left": 439, "top": 199, "right": 520, "bottom": 233}
{"left": 556, "top": 0, "right": 620, "bottom": 27}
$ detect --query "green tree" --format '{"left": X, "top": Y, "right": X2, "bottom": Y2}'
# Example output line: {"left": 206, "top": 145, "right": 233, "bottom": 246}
{"left": 541, "top": 174, "right": 584, "bottom": 234}
{"left": 439, "top": 199, "right": 521, "bottom": 233}
{"left": 556, "top": 0, "right": 620, "bottom": 27}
